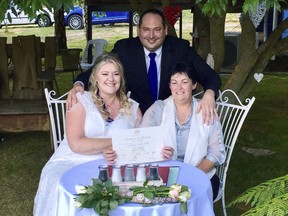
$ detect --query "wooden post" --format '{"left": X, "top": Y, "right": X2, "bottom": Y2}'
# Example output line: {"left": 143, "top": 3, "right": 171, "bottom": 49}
{"left": 45, "top": 37, "right": 57, "bottom": 70}
{"left": 0, "top": 37, "right": 10, "bottom": 99}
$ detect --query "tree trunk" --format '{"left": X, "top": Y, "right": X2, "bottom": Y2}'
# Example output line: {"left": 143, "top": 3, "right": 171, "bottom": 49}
{"left": 224, "top": 15, "right": 288, "bottom": 101}
{"left": 82, "top": 2, "right": 88, "bottom": 42}
{"left": 209, "top": 14, "right": 226, "bottom": 72}
{"left": 54, "top": 7, "right": 67, "bottom": 51}
{"left": 193, "top": 5, "right": 210, "bottom": 60}
{"left": 224, "top": 13, "right": 258, "bottom": 99}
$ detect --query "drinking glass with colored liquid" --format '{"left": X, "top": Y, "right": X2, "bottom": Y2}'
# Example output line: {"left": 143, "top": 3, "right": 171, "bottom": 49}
{"left": 98, "top": 165, "right": 109, "bottom": 182}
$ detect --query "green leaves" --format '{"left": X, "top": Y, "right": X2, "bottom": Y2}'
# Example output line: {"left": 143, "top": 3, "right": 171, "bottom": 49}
{"left": 228, "top": 174, "right": 288, "bottom": 216}
{"left": 197, "top": 0, "right": 227, "bottom": 17}
{"left": 130, "top": 183, "right": 191, "bottom": 213}
{"left": 74, "top": 178, "right": 126, "bottom": 216}
{"left": 75, "top": 179, "right": 191, "bottom": 215}
{"left": 195, "top": 0, "right": 285, "bottom": 17}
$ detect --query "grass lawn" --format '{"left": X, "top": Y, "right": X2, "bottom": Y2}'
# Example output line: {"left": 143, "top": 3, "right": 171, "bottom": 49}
{"left": 1, "top": 11, "right": 287, "bottom": 216}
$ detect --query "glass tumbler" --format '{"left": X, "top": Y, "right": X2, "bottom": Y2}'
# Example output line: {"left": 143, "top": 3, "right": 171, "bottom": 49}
{"left": 98, "top": 165, "right": 109, "bottom": 182}
{"left": 123, "top": 164, "right": 135, "bottom": 182}
{"left": 148, "top": 163, "right": 160, "bottom": 181}
{"left": 136, "top": 164, "right": 147, "bottom": 182}
{"left": 111, "top": 165, "right": 123, "bottom": 183}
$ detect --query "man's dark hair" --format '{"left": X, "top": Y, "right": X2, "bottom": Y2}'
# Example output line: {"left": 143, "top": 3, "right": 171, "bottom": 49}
{"left": 138, "top": 9, "right": 166, "bottom": 27}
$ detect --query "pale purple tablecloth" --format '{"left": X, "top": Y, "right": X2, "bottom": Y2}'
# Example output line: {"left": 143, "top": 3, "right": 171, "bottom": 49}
{"left": 57, "top": 159, "right": 215, "bottom": 216}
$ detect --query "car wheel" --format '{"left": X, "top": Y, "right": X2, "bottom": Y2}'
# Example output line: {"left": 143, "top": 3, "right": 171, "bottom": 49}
{"left": 132, "top": 12, "right": 140, "bottom": 25}
{"left": 37, "top": 14, "right": 51, "bottom": 27}
{"left": 68, "top": 15, "right": 84, "bottom": 30}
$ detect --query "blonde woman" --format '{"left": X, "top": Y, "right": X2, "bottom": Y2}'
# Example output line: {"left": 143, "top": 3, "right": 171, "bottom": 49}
{"left": 34, "top": 53, "right": 142, "bottom": 216}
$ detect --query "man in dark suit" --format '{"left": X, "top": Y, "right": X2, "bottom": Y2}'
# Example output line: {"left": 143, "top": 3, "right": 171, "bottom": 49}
{"left": 69, "top": 9, "right": 220, "bottom": 124}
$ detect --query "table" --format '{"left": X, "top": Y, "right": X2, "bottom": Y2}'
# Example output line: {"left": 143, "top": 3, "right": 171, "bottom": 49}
{"left": 57, "top": 159, "right": 215, "bottom": 216}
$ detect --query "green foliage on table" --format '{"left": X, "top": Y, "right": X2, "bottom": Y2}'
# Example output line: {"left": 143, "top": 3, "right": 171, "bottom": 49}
{"left": 130, "top": 180, "right": 191, "bottom": 214}
{"left": 74, "top": 178, "right": 191, "bottom": 215}
{"left": 130, "top": 180, "right": 171, "bottom": 199}
{"left": 74, "top": 179, "right": 130, "bottom": 216}
{"left": 228, "top": 174, "right": 288, "bottom": 216}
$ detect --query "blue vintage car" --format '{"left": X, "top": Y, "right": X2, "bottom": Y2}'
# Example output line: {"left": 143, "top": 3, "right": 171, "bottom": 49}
{"left": 64, "top": 6, "right": 139, "bottom": 30}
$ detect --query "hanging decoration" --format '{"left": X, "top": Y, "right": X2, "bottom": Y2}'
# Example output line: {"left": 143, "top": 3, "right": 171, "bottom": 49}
{"left": 206, "top": 53, "right": 215, "bottom": 69}
{"left": 248, "top": 0, "right": 267, "bottom": 28}
{"left": 254, "top": 73, "right": 264, "bottom": 82}
{"left": 163, "top": 5, "right": 181, "bottom": 26}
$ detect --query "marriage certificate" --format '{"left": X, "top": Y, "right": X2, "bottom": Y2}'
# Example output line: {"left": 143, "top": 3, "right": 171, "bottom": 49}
{"left": 112, "top": 126, "right": 164, "bottom": 164}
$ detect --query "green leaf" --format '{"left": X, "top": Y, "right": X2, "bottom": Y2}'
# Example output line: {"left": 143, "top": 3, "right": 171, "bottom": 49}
{"left": 242, "top": 3, "right": 250, "bottom": 14}
{"left": 104, "top": 179, "right": 113, "bottom": 187}
{"left": 100, "top": 200, "right": 109, "bottom": 208}
{"left": 118, "top": 198, "right": 129, "bottom": 205}
{"left": 156, "top": 186, "right": 170, "bottom": 192}
{"left": 81, "top": 194, "right": 97, "bottom": 208}
{"left": 130, "top": 186, "right": 146, "bottom": 194}
{"left": 92, "top": 178, "right": 103, "bottom": 187}
{"left": 94, "top": 201, "right": 102, "bottom": 215}
{"left": 181, "top": 185, "right": 189, "bottom": 192}
{"left": 144, "top": 191, "right": 154, "bottom": 200}
{"left": 109, "top": 200, "right": 118, "bottom": 210}
{"left": 180, "top": 202, "right": 188, "bottom": 214}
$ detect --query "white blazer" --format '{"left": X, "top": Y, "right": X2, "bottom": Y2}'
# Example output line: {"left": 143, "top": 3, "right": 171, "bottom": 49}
{"left": 161, "top": 96, "right": 225, "bottom": 179}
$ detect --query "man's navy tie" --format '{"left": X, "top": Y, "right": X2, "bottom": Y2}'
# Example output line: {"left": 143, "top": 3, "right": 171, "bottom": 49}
{"left": 148, "top": 53, "right": 157, "bottom": 101}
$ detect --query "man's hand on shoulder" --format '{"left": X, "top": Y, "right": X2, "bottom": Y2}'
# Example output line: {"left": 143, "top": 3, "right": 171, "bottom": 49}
{"left": 196, "top": 89, "right": 218, "bottom": 125}
{"left": 66, "top": 82, "right": 85, "bottom": 110}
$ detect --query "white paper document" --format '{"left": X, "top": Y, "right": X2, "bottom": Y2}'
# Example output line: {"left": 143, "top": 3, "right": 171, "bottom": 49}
{"left": 112, "top": 126, "right": 164, "bottom": 164}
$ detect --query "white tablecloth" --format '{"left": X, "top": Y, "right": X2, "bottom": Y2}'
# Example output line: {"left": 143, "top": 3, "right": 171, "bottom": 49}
{"left": 57, "top": 159, "right": 215, "bottom": 216}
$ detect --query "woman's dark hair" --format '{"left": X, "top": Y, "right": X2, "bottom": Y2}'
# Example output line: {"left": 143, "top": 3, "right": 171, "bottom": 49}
{"left": 138, "top": 9, "right": 166, "bottom": 27}
{"left": 170, "top": 61, "right": 198, "bottom": 84}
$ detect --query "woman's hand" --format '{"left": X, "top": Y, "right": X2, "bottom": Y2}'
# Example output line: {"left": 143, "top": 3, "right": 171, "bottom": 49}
{"left": 161, "top": 146, "right": 174, "bottom": 160}
{"left": 103, "top": 148, "right": 117, "bottom": 164}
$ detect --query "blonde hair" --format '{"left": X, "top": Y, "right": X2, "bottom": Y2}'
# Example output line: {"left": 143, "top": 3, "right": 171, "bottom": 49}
{"left": 88, "top": 53, "right": 131, "bottom": 118}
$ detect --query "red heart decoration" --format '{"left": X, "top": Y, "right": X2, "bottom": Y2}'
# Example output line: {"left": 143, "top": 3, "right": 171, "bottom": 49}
{"left": 163, "top": 5, "right": 182, "bottom": 26}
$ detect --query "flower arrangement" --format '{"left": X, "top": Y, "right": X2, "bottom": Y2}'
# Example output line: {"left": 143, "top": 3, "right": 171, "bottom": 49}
{"left": 74, "top": 178, "right": 191, "bottom": 216}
